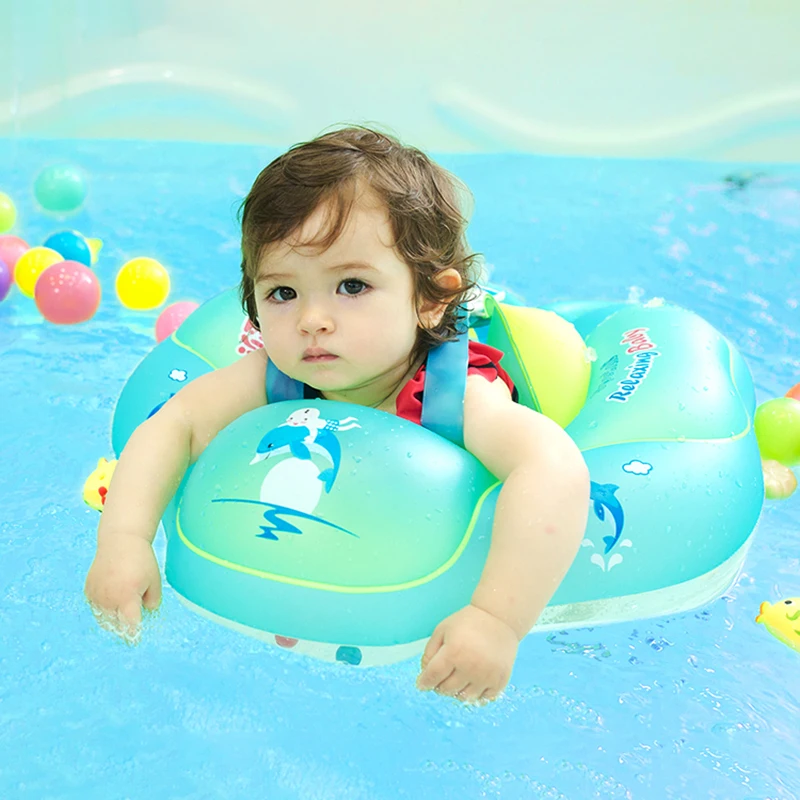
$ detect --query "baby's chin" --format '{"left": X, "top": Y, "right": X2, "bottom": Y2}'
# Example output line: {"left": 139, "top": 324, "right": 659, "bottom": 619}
{"left": 311, "top": 375, "right": 389, "bottom": 403}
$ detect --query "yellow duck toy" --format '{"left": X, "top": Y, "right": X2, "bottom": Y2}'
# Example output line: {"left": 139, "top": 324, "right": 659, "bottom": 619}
{"left": 83, "top": 457, "right": 117, "bottom": 511}
{"left": 756, "top": 598, "right": 800, "bottom": 653}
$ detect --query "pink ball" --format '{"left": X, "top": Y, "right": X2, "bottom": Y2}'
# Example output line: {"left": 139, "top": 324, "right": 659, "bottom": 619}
{"left": 0, "top": 259, "right": 11, "bottom": 302}
{"left": 35, "top": 260, "right": 101, "bottom": 324}
{"left": 0, "top": 235, "right": 29, "bottom": 277}
{"left": 155, "top": 300, "right": 199, "bottom": 342}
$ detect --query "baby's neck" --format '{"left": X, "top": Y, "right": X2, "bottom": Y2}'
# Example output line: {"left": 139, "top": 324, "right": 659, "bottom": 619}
{"left": 319, "top": 356, "right": 424, "bottom": 415}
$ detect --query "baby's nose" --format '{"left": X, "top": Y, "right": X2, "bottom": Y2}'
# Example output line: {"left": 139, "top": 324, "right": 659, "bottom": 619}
{"left": 297, "top": 303, "right": 334, "bottom": 334}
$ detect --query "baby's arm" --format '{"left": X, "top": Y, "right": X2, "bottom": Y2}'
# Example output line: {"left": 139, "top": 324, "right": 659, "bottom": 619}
{"left": 417, "top": 375, "right": 590, "bottom": 701}
{"left": 84, "top": 349, "right": 268, "bottom": 636}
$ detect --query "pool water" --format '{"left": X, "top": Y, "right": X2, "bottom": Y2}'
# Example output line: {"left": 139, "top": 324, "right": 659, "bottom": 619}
{"left": 1, "top": 138, "right": 799, "bottom": 800}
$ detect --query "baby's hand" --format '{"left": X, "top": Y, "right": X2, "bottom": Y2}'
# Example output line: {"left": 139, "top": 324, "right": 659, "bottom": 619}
{"left": 416, "top": 603, "right": 519, "bottom": 704}
{"left": 84, "top": 534, "right": 162, "bottom": 641}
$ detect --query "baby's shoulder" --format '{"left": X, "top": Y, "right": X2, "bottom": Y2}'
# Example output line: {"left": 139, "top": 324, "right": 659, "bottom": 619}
{"left": 169, "top": 348, "right": 265, "bottom": 416}
{"left": 198, "top": 347, "right": 267, "bottom": 398}
{"left": 464, "top": 371, "right": 513, "bottom": 406}
{"left": 171, "top": 348, "right": 268, "bottom": 462}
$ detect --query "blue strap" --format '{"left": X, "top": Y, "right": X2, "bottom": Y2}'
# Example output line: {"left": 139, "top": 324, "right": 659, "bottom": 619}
{"left": 265, "top": 358, "right": 305, "bottom": 403}
{"left": 420, "top": 322, "right": 469, "bottom": 449}
{"left": 264, "top": 316, "right": 470, "bottom": 449}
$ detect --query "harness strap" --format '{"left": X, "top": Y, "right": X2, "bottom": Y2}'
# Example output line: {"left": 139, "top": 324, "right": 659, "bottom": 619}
{"left": 264, "top": 315, "right": 469, "bottom": 447}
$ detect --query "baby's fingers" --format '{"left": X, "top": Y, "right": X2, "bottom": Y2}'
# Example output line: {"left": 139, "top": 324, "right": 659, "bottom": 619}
{"left": 420, "top": 625, "right": 444, "bottom": 670}
{"left": 479, "top": 688, "right": 501, "bottom": 704}
{"left": 118, "top": 597, "right": 143, "bottom": 632}
{"left": 416, "top": 648, "right": 455, "bottom": 692}
{"left": 88, "top": 595, "right": 142, "bottom": 642}
{"left": 142, "top": 579, "right": 162, "bottom": 612}
{"left": 436, "top": 674, "right": 471, "bottom": 698}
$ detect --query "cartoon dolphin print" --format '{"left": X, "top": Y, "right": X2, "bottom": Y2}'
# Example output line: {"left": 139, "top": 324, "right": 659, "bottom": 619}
{"left": 250, "top": 424, "right": 344, "bottom": 492}
{"left": 590, "top": 481, "right": 625, "bottom": 553}
{"left": 250, "top": 409, "right": 360, "bottom": 493}
{"left": 251, "top": 423, "right": 318, "bottom": 462}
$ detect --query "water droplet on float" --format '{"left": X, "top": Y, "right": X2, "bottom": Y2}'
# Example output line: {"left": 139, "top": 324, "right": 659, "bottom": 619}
{"left": 353, "top": 456, "right": 362, "bottom": 463}
{"left": 678, "top": 402, "right": 686, "bottom": 411}
{"left": 677, "top": 435, "right": 686, "bottom": 443}
{"left": 406, "top": 452, "right": 413, "bottom": 458}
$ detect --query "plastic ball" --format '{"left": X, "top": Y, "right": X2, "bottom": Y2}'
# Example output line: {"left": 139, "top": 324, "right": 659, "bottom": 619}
{"left": 0, "top": 191, "right": 16, "bottom": 233}
{"left": 34, "top": 260, "right": 101, "bottom": 324}
{"left": 43, "top": 230, "right": 92, "bottom": 266}
{"left": 762, "top": 459, "right": 798, "bottom": 501}
{"left": 115, "top": 257, "right": 170, "bottom": 310}
{"left": 0, "top": 235, "right": 29, "bottom": 274}
{"left": 787, "top": 383, "right": 800, "bottom": 403}
{"left": 34, "top": 165, "right": 87, "bottom": 213}
{"left": 87, "top": 237, "right": 103, "bottom": 265}
{"left": 755, "top": 396, "right": 800, "bottom": 468}
{"left": 0, "top": 258, "right": 11, "bottom": 302}
{"left": 14, "top": 246, "right": 63, "bottom": 297}
{"left": 155, "top": 300, "right": 199, "bottom": 342}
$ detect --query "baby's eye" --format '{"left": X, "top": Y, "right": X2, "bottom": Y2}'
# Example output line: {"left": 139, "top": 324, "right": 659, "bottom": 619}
{"left": 338, "top": 278, "right": 368, "bottom": 296}
{"left": 268, "top": 286, "right": 296, "bottom": 303}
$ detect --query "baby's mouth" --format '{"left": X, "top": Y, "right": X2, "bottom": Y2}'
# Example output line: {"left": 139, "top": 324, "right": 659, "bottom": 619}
{"left": 303, "top": 348, "right": 339, "bottom": 363}
{"left": 304, "top": 354, "right": 338, "bottom": 363}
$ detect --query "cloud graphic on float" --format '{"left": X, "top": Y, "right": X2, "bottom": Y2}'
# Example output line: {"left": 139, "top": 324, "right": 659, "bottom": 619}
{"left": 623, "top": 459, "right": 653, "bottom": 476}
{"left": 169, "top": 369, "right": 188, "bottom": 382}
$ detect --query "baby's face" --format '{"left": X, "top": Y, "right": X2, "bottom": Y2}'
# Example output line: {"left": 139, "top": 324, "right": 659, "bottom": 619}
{"left": 254, "top": 188, "right": 421, "bottom": 405}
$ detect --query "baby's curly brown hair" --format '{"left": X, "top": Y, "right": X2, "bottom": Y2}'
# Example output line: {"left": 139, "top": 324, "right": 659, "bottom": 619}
{"left": 238, "top": 125, "right": 480, "bottom": 366}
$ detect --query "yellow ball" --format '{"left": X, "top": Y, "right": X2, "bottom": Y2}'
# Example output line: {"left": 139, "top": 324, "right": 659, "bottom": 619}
{"left": 14, "top": 246, "right": 63, "bottom": 297}
{"left": 115, "top": 257, "right": 171, "bottom": 310}
{"left": 0, "top": 191, "right": 16, "bottom": 233}
{"left": 87, "top": 237, "right": 103, "bottom": 266}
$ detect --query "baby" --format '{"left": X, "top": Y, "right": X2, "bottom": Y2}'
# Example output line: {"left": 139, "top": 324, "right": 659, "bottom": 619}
{"left": 84, "top": 126, "right": 591, "bottom": 704}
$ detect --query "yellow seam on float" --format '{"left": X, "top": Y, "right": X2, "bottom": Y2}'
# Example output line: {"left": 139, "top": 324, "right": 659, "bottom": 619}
{"left": 174, "top": 480, "right": 501, "bottom": 593}
{"left": 580, "top": 430, "right": 750, "bottom": 453}
{"left": 171, "top": 333, "right": 217, "bottom": 368}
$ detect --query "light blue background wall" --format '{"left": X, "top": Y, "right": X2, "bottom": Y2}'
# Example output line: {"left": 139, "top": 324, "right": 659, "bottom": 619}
{"left": 2, "top": 0, "right": 800, "bottom": 160}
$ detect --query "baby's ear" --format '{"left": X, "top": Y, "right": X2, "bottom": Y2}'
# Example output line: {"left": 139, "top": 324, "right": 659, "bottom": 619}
{"left": 418, "top": 268, "right": 462, "bottom": 329}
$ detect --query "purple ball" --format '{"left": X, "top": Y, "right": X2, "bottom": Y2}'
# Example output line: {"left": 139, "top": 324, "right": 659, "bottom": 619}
{"left": 0, "top": 258, "right": 11, "bottom": 302}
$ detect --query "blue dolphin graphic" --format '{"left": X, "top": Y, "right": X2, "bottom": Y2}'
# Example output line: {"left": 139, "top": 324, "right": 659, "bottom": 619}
{"left": 590, "top": 481, "right": 625, "bottom": 553}
{"left": 251, "top": 425, "right": 342, "bottom": 492}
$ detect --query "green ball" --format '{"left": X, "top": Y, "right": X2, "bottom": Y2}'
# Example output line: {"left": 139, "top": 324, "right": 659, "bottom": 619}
{"left": 755, "top": 397, "right": 800, "bottom": 467}
{"left": 34, "top": 165, "right": 87, "bottom": 213}
{"left": 0, "top": 191, "right": 16, "bottom": 233}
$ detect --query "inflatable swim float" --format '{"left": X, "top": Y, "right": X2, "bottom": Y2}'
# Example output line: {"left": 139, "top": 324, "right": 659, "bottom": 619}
{"left": 109, "top": 286, "right": 764, "bottom": 666}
